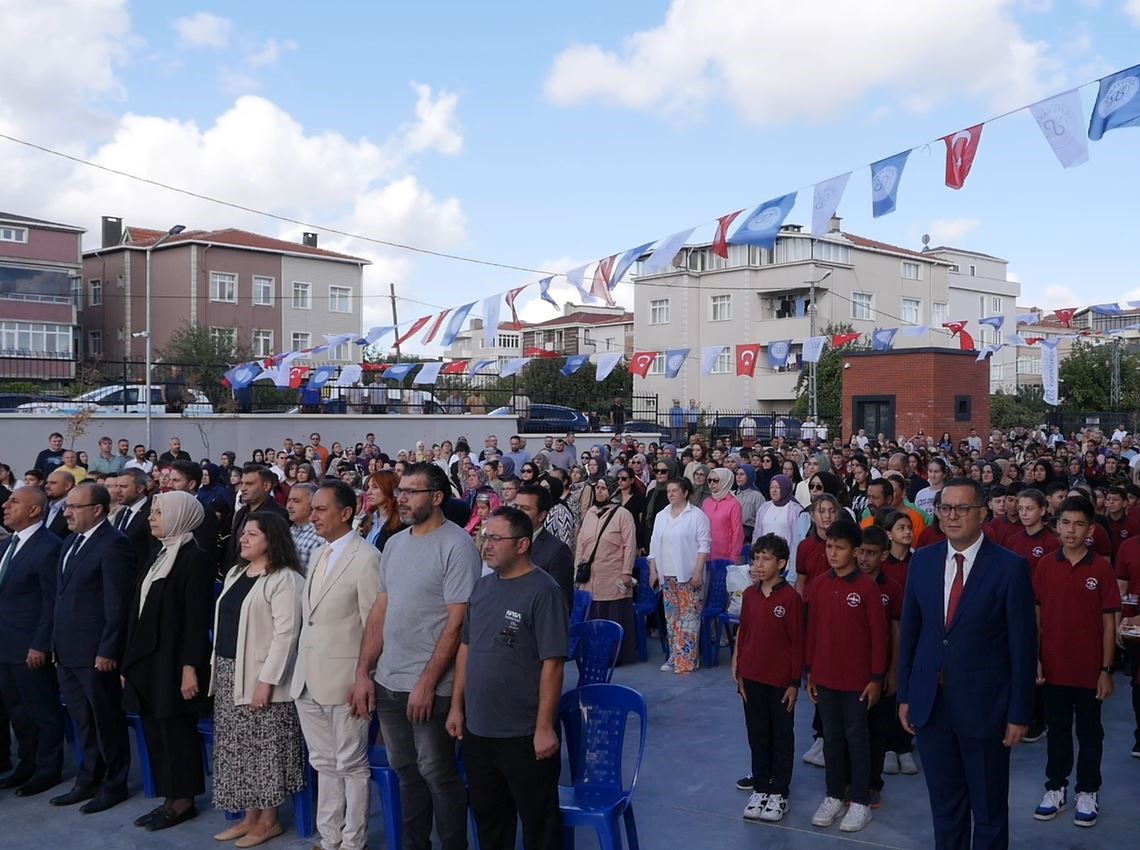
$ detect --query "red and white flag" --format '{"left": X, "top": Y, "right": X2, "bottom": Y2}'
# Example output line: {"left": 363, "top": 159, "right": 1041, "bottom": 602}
{"left": 830, "top": 332, "right": 861, "bottom": 348}
{"left": 441, "top": 360, "right": 469, "bottom": 375}
{"left": 736, "top": 343, "right": 761, "bottom": 377}
{"left": 628, "top": 351, "right": 657, "bottom": 379}
{"left": 943, "top": 321, "right": 976, "bottom": 351}
{"left": 421, "top": 309, "right": 452, "bottom": 345}
{"left": 712, "top": 210, "right": 745, "bottom": 259}
{"left": 590, "top": 255, "right": 616, "bottom": 305}
{"left": 504, "top": 286, "right": 527, "bottom": 329}
{"left": 1054, "top": 308, "right": 1076, "bottom": 328}
{"left": 395, "top": 315, "right": 431, "bottom": 348}
{"left": 943, "top": 124, "right": 984, "bottom": 190}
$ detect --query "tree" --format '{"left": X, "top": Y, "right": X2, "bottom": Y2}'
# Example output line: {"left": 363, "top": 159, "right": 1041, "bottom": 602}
{"left": 792, "top": 323, "right": 864, "bottom": 429}
{"left": 157, "top": 323, "right": 252, "bottom": 408}
{"left": 1057, "top": 340, "right": 1140, "bottom": 411}
{"left": 519, "top": 358, "right": 633, "bottom": 421}
{"left": 990, "top": 385, "right": 1046, "bottom": 431}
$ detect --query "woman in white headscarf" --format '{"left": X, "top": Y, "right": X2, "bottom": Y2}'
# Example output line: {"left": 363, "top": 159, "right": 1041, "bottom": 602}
{"left": 121, "top": 491, "right": 215, "bottom": 832}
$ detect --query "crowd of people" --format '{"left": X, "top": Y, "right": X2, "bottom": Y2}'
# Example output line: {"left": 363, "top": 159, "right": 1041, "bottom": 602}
{"left": 0, "top": 419, "right": 1138, "bottom": 848}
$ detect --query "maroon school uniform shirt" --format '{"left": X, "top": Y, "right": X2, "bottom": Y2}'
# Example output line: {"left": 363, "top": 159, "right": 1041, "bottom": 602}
{"left": 1115, "top": 535, "right": 1140, "bottom": 595}
{"left": 796, "top": 532, "right": 829, "bottom": 590}
{"left": 1103, "top": 511, "right": 1140, "bottom": 561}
{"left": 986, "top": 515, "right": 1017, "bottom": 545}
{"left": 1033, "top": 549, "right": 1121, "bottom": 690}
{"left": 805, "top": 569, "right": 888, "bottom": 693}
{"left": 915, "top": 525, "right": 945, "bottom": 549}
{"left": 882, "top": 550, "right": 911, "bottom": 589}
{"left": 1046, "top": 515, "right": 1113, "bottom": 560}
{"left": 871, "top": 571, "right": 903, "bottom": 673}
{"left": 736, "top": 581, "right": 804, "bottom": 688}
{"left": 1002, "top": 525, "right": 1060, "bottom": 578}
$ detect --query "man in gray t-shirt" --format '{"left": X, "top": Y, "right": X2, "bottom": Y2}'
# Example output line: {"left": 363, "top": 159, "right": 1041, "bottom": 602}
{"left": 446, "top": 508, "right": 567, "bottom": 850}
{"left": 351, "top": 463, "right": 479, "bottom": 850}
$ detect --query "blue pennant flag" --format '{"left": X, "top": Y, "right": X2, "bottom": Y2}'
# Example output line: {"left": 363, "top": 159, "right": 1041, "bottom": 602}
{"left": 565, "top": 265, "right": 595, "bottom": 303}
{"left": 610, "top": 242, "right": 655, "bottom": 289}
{"left": 561, "top": 355, "right": 589, "bottom": 377}
{"left": 308, "top": 365, "right": 337, "bottom": 388}
{"left": 728, "top": 193, "right": 797, "bottom": 249}
{"left": 1090, "top": 303, "right": 1122, "bottom": 316}
{"left": 978, "top": 315, "right": 1005, "bottom": 333}
{"left": 469, "top": 359, "right": 496, "bottom": 377}
{"left": 537, "top": 277, "right": 558, "bottom": 308}
{"left": 1016, "top": 312, "right": 1040, "bottom": 326}
{"left": 595, "top": 351, "right": 624, "bottom": 382}
{"left": 440, "top": 302, "right": 475, "bottom": 347}
{"left": 870, "top": 150, "right": 910, "bottom": 218}
{"left": 871, "top": 328, "right": 898, "bottom": 351}
{"left": 1088, "top": 64, "right": 1140, "bottom": 141}
{"left": 663, "top": 348, "right": 690, "bottom": 378}
{"left": 359, "top": 325, "right": 395, "bottom": 346}
{"left": 766, "top": 340, "right": 792, "bottom": 369}
{"left": 224, "top": 362, "right": 260, "bottom": 390}
{"left": 383, "top": 363, "right": 417, "bottom": 383}
{"left": 500, "top": 357, "right": 531, "bottom": 378}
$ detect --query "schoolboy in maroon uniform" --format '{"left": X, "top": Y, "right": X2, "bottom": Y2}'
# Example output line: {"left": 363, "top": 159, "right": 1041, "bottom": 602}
{"left": 1102, "top": 486, "right": 1140, "bottom": 562}
{"left": 857, "top": 525, "right": 907, "bottom": 802}
{"left": 1031, "top": 497, "right": 1120, "bottom": 827}
{"left": 1006, "top": 489, "right": 1060, "bottom": 577}
{"left": 733, "top": 533, "right": 804, "bottom": 823}
{"left": 805, "top": 521, "right": 887, "bottom": 833}
{"left": 1112, "top": 529, "right": 1140, "bottom": 757}
{"left": 996, "top": 482, "right": 1027, "bottom": 547}
{"left": 982, "top": 485, "right": 1009, "bottom": 542}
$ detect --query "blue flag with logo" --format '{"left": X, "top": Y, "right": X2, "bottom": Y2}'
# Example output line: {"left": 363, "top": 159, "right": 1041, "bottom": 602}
{"left": 978, "top": 315, "right": 1005, "bottom": 333}
{"left": 382, "top": 363, "right": 417, "bottom": 383}
{"left": 224, "top": 362, "right": 260, "bottom": 390}
{"left": 308, "top": 365, "right": 337, "bottom": 388}
{"left": 610, "top": 242, "right": 655, "bottom": 288}
{"left": 561, "top": 355, "right": 589, "bottom": 377}
{"left": 469, "top": 359, "right": 496, "bottom": 377}
{"left": 664, "top": 348, "right": 690, "bottom": 378}
{"left": 871, "top": 328, "right": 898, "bottom": 351}
{"left": 728, "top": 193, "right": 797, "bottom": 249}
{"left": 870, "top": 150, "right": 910, "bottom": 218}
{"left": 1088, "top": 64, "right": 1140, "bottom": 141}
{"left": 766, "top": 340, "right": 792, "bottom": 369}
{"left": 1090, "top": 303, "right": 1122, "bottom": 316}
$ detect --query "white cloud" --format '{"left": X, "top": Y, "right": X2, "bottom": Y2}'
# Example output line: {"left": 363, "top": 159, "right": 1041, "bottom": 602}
{"left": 545, "top": 0, "right": 1060, "bottom": 124}
{"left": 400, "top": 83, "right": 463, "bottom": 156}
{"left": 927, "top": 217, "right": 982, "bottom": 244}
{"left": 219, "top": 68, "right": 261, "bottom": 96}
{"left": 173, "top": 11, "right": 232, "bottom": 49}
{"left": 1042, "top": 284, "right": 1079, "bottom": 308}
{"left": 1124, "top": 0, "right": 1140, "bottom": 24}
{"left": 247, "top": 38, "right": 298, "bottom": 68}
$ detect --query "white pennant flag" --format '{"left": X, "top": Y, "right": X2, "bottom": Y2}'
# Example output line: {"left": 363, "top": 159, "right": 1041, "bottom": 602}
{"left": 801, "top": 336, "right": 827, "bottom": 363}
{"left": 500, "top": 357, "right": 531, "bottom": 378}
{"left": 482, "top": 294, "right": 502, "bottom": 350}
{"left": 336, "top": 363, "right": 363, "bottom": 387}
{"left": 641, "top": 227, "right": 696, "bottom": 275}
{"left": 699, "top": 345, "right": 723, "bottom": 375}
{"left": 594, "top": 351, "right": 624, "bottom": 382}
{"left": 413, "top": 362, "right": 443, "bottom": 385}
{"left": 901, "top": 325, "right": 929, "bottom": 338}
{"left": 811, "top": 172, "right": 851, "bottom": 237}
{"left": 1028, "top": 89, "right": 1089, "bottom": 169}
{"left": 1041, "top": 342, "right": 1060, "bottom": 405}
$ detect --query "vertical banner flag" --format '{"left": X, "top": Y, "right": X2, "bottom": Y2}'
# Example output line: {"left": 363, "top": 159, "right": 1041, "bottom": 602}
{"left": 870, "top": 150, "right": 910, "bottom": 217}
{"left": 610, "top": 242, "right": 655, "bottom": 288}
{"left": 440, "top": 302, "right": 475, "bottom": 347}
{"left": 1088, "top": 64, "right": 1140, "bottom": 141}
{"left": 766, "top": 340, "right": 792, "bottom": 369}
{"left": 978, "top": 315, "right": 1005, "bottom": 333}
{"left": 641, "top": 228, "right": 696, "bottom": 275}
{"left": 383, "top": 363, "right": 417, "bottom": 382}
{"left": 336, "top": 363, "right": 363, "bottom": 387}
{"left": 943, "top": 124, "right": 984, "bottom": 189}
{"left": 505, "top": 285, "right": 527, "bottom": 328}
{"left": 537, "top": 277, "right": 558, "bottom": 308}
{"left": 590, "top": 255, "right": 616, "bottom": 304}
{"left": 421, "top": 309, "right": 452, "bottom": 345}
{"left": 699, "top": 345, "right": 723, "bottom": 375}
{"left": 811, "top": 173, "right": 851, "bottom": 237}
{"left": 566, "top": 265, "right": 594, "bottom": 303}
{"left": 801, "top": 336, "right": 827, "bottom": 363}
{"left": 1041, "top": 340, "right": 1060, "bottom": 405}
{"left": 664, "top": 348, "right": 690, "bottom": 379}
{"left": 499, "top": 357, "right": 531, "bottom": 378}
{"left": 395, "top": 315, "right": 432, "bottom": 347}
{"left": 711, "top": 210, "right": 745, "bottom": 259}
{"left": 413, "top": 361, "right": 443, "bottom": 384}
{"left": 728, "top": 193, "right": 798, "bottom": 249}
{"left": 736, "top": 344, "right": 761, "bottom": 376}
{"left": 943, "top": 321, "right": 976, "bottom": 350}
{"left": 469, "top": 359, "right": 496, "bottom": 378}
{"left": 561, "top": 355, "right": 589, "bottom": 377}
{"left": 628, "top": 351, "right": 657, "bottom": 378}
{"left": 1029, "top": 89, "right": 1089, "bottom": 168}
{"left": 871, "top": 328, "right": 898, "bottom": 351}
{"left": 482, "top": 294, "right": 502, "bottom": 350}
{"left": 595, "top": 351, "right": 624, "bottom": 382}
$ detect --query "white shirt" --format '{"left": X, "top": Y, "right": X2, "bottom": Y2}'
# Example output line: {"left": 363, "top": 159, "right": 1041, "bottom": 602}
{"left": 648, "top": 502, "right": 711, "bottom": 584}
{"left": 5, "top": 521, "right": 42, "bottom": 559}
{"left": 944, "top": 532, "right": 985, "bottom": 619}
{"left": 46, "top": 499, "right": 65, "bottom": 528}
{"left": 311, "top": 529, "right": 356, "bottom": 593}
{"left": 124, "top": 458, "right": 154, "bottom": 475}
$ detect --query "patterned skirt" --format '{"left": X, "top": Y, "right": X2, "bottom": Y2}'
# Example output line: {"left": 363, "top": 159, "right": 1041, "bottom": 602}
{"left": 211, "top": 657, "right": 307, "bottom": 811}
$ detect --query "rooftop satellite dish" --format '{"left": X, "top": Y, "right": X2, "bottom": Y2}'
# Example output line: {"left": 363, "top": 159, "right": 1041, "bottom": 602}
{"left": 921, "top": 234, "right": 930, "bottom": 246}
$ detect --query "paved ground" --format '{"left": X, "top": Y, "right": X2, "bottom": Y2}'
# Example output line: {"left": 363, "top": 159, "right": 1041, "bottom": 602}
{"left": 1, "top": 641, "right": 1136, "bottom": 849}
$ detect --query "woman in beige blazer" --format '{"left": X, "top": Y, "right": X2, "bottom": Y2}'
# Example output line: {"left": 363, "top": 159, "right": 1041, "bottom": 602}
{"left": 209, "top": 511, "right": 306, "bottom": 847}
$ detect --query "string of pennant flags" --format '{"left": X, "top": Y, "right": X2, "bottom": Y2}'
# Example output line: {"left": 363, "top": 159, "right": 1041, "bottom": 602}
{"left": 223, "top": 62, "right": 1140, "bottom": 396}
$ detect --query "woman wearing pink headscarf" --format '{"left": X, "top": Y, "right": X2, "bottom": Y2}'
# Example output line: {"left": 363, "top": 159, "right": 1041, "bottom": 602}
{"left": 702, "top": 468, "right": 744, "bottom": 562}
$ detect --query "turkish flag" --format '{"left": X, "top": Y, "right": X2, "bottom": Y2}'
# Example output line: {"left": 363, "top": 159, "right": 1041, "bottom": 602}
{"left": 943, "top": 321, "right": 976, "bottom": 351}
{"left": 628, "top": 351, "right": 657, "bottom": 379}
{"left": 943, "top": 124, "right": 984, "bottom": 190}
{"left": 523, "top": 347, "right": 559, "bottom": 358}
{"left": 736, "top": 343, "right": 761, "bottom": 377}
{"left": 830, "top": 332, "right": 860, "bottom": 348}
{"left": 1025, "top": 338, "right": 1043, "bottom": 346}
{"left": 288, "top": 366, "right": 306, "bottom": 389}
{"left": 395, "top": 315, "right": 432, "bottom": 347}
{"left": 441, "top": 360, "right": 469, "bottom": 375}
{"left": 712, "top": 210, "right": 745, "bottom": 259}
{"left": 1054, "top": 308, "right": 1076, "bottom": 328}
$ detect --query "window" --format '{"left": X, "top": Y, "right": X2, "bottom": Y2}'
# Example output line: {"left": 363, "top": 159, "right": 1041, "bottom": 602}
{"left": 851, "top": 292, "right": 874, "bottom": 321}
{"left": 712, "top": 346, "right": 733, "bottom": 374}
{"left": 813, "top": 241, "right": 851, "bottom": 264}
{"left": 649, "top": 353, "right": 666, "bottom": 375}
{"left": 901, "top": 261, "right": 921, "bottom": 280}
{"left": 1017, "top": 356, "right": 1042, "bottom": 375}
{"left": 774, "top": 237, "right": 811, "bottom": 264}
{"left": 649, "top": 298, "right": 670, "bottom": 325}
{"left": 88, "top": 279, "right": 102, "bottom": 306}
{"left": 954, "top": 394, "right": 972, "bottom": 421}
{"left": 990, "top": 296, "right": 1003, "bottom": 314}
{"left": 330, "top": 342, "right": 350, "bottom": 361}
{"left": 87, "top": 330, "right": 102, "bottom": 357}
{"left": 901, "top": 298, "right": 921, "bottom": 325}
{"left": 329, "top": 285, "right": 352, "bottom": 313}
{"left": 291, "top": 332, "right": 311, "bottom": 350}
{"left": 969, "top": 264, "right": 977, "bottom": 276}
{"left": 210, "top": 327, "right": 237, "bottom": 354}
{"left": 0, "top": 321, "right": 73, "bottom": 356}
{"left": 209, "top": 271, "right": 237, "bottom": 303}
{"left": 292, "top": 281, "right": 312, "bottom": 310}
{"left": 932, "top": 301, "right": 948, "bottom": 327}
{"left": 252, "top": 329, "right": 274, "bottom": 357}
{"left": 0, "top": 226, "right": 28, "bottom": 243}
{"left": 252, "top": 275, "right": 274, "bottom": 306}
{"left": 710, "top": 294, "right": 732, "bottom": 322}
{"left": 497, "top": 333, "right": 520, "bottom": 349}
{"left": 71, "top": 277, "right": 83, "bottom": 310}
{"left": 948, "top": 263, "right": 960, "bottom": 272}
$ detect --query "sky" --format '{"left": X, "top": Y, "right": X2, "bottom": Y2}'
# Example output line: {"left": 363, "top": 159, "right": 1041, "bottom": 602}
{"left": 2, "top": 0, "right": 1140, "bottom": 352}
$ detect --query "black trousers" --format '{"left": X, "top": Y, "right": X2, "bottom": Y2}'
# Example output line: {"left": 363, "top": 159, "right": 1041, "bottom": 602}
{"left": 0, "top": 660, "right": 62, "bottom": 781}
{"left": 463, "top": 731, "right": 561, "bottom": 850}
{"left": 0, "top": 691, "right": 8, "bottom": 769}
{"left": 868, "top": 692, "right": 893, "bottom": 792}
{"left": 140, "top": 713, "right": 204, "bottom": 799}
{"left": 57, "top": 664, "right": 129, "bottom": 792}
{"left": 1043, "top": 684, "right": 1103, "bottom": 793}
{"left": 741, "top": 680, "right": 794, "bottom": 796}
{"left": 816, "top": 686, "right": 871, "bottom": 805}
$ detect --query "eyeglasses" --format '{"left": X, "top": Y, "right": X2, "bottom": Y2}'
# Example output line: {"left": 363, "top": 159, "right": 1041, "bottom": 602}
{"left": 393, "top": 487, "right": 435, "bottom": 498}
{"left": 936, "top": 504, "right": 983, "bottom": 518}
{"left": 655, "top": 468, "right": 669, "bottom": 474}
{"left": 617, "top": 475, "right": 631, "bottom": 482}
{"left": 482, "top": 534, "right": 524, "bottom": 545}
{"left": 809, "top": 483, "right": 824, "bottom": 491}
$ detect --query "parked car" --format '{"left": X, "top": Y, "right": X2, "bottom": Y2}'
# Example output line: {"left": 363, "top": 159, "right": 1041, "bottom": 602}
{"left": 0, "top": 392, "right": 70, "bottom": 412}
{"left": 711, "top": 413, "right": 803, "bottom": 445}
{"left": 601, "top": 419, "right": 670, "bottom": 443}
{"left": 17, "top": 384, "right": 214, "bottom": 416}
{"left": 505, "top": 403, "right": 591, "bottom": 434}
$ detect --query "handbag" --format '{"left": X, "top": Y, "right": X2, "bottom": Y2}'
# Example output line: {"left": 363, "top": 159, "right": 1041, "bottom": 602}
{"left": 575, "top": 505, "right": 619, "bottom": 585}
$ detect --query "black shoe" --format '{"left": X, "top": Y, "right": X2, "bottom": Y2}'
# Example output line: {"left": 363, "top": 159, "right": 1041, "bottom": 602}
{"left": 50, "top": 784, "right": 99, "bottom": 806}
{"left": 15, "top": 774, "right": 62, "bottom": 797}
{"left": 134, "top": 804, "right": 168, "bottom": 827}
{"left": 79, "top": 788, "right": 129, "bottom": 814}
{"left": 0, "top": 769, "right": 33, "bottom": 790}
{"left": 146, "top": 804, "right": 198, "bottom": 831}
{"left": 736, "top": 774, "right": 754, "bottom": 791}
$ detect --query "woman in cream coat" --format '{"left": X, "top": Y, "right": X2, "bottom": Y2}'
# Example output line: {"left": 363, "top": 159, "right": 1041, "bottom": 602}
{"left": 210, "top": 511, "right": 306, "bottom": 847}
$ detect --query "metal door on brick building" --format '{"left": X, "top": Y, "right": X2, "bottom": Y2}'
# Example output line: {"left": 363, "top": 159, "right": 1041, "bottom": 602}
{"left": 853, "top": 395, "right": 895, "bottom": 439}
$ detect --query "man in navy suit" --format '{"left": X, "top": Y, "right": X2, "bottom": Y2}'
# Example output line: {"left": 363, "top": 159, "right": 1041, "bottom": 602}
{"left": 110, "top": 468, "right": 155, "bottom": 568}
{"left": 898, "top": 477, "right": 1036, "bottom": 849}
{"left": 49, "top": 482, "right": 136, "bottom": 813}
{"left": 0, "top": 486, "right": 63, "bottom": 796}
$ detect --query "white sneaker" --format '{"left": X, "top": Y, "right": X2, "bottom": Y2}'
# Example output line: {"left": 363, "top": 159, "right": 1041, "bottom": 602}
{"left": 839, "top": 802, "right": 873, "bottom": 832}
{"left": 759, "top": 794, "right": 788, "bottom": 822}
{"left": 742, "top": 791, "right": 768, "bottom": 820}
{"left": 898, "top": 752, "right": 919, "bottom": 775}
{"left": 659, "top": 661, "right": 673, "bottom": 672}
{"left": 811, "top": 796, "right": 845, "bottom": 827}
{"left": 1073, "top": 791, "right": 1098, "bottom": 827}
{"left": 882, "top": 751, "right": 899, "bottom": 774}
{"left": 1033, "top": 788, "right": 1066, "bottom": 820}
{"left": 803, "top": 738, "right": 826, "bottom": 767}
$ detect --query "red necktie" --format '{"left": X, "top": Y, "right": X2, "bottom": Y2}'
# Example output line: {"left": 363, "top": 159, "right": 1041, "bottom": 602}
{"left": 945, "top": 553, "right": 965, "bottom": 627}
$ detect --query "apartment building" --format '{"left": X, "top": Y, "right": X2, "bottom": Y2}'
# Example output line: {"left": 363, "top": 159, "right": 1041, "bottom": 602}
{"left": 442, "top": 303, "right": 633, "bottom": 364}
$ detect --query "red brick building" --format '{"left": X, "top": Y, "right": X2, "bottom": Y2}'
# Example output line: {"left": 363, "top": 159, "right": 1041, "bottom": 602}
{"left": 841, "top": 347, "right": 990, "bottom": 441}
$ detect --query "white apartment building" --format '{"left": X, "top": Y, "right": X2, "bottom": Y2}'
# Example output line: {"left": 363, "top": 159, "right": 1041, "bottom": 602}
{"left": 441, "top": 303, "right": 633, "bottom": 365}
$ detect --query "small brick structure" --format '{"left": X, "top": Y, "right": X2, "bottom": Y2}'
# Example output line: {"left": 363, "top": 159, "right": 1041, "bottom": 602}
{"left": 840, "top": 347, "right": 990, "bottom": 442}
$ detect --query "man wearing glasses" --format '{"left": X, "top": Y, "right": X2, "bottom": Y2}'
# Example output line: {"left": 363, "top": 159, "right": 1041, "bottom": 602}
{"left": 350, "top": 462, "right": 480, "bottom": 850}
{"left": 898, "top": 477, "right": 1036, "bottom": 849}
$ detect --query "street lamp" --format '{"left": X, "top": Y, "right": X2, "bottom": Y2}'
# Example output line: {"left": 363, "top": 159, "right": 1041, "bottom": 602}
{"left": 145, "top": 224, "right": 185, "bottom": 451}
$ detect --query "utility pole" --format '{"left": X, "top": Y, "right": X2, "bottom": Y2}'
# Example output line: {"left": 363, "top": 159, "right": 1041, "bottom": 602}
{"left": 806, "top": 256, "right": 832, "bottom": 428}
{"left": 389, "top": 283, "right": 401, "bottom": 357}
{"left": 1111, "top": 336, "right": 1122, "bottom": 408}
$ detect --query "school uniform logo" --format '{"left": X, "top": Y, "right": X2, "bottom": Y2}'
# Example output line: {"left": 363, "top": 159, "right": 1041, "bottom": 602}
{"left": 1032, "top": 546, "right": 1044, "bottom": 558}
{"left": 1085, "top": 536, "right": 1095, "bottom": 547}
{"left": 773, "top": 605, "right": 786, "bottom": 619}
{"left": 1085, "top": 577, "right": 1099, "bottom": 591}
{"left": 1122, "top": 530, "right": 1130, "bottom": 539}
{"left": 880, "top": 593, "right": 891, "bottom": 607}
{"left": 846, "top": 592, "right": 862, "bottom": 608}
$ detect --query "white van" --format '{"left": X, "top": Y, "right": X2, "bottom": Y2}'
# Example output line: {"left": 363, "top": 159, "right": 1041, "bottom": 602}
{"left": 18, "top": 384, "right": 214, "bottom": 416}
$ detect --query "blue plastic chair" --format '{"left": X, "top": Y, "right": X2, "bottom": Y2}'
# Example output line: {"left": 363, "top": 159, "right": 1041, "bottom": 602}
{"left": 699, "top": 560, "right": 732, "bottom": 668}
{"left": 631, "top": 558, "right": 666, "bottom": 663}
{"left": 125, "top": 712, "right": 157, "bottom": 797}
{"left": 570, "top": 620, "right": 623, "bottom": 686}
{"left": 558, "top": 684, "right": 647, "bottom": 850}
{"left": 367, "top": 745, "right": 404, "bottom": 850}
{"left": 567, "top": 589, "right": 593, "bottom": 658}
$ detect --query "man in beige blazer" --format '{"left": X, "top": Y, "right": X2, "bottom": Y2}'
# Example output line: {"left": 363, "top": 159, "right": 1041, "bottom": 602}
{"left": 291, "top": 481, "right": 380, "bottom": 850}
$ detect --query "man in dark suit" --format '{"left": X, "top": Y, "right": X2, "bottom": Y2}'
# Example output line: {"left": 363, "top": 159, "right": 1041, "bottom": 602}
{"left": 513, "top": 485, "right": 574, "bottom": 613}
{"left": 224, "top": 464, "right": 288, "bottom": 569}
{"left": 165, "top": 460, "right": 220, "bottom": 564}
{"left": 50, "top": 482, "right": 136, "bottom": 813}
{"left": 111, "top": 468, "right": 155, "bottom": 568}
{"left": 0, "top": 486, "right": 63, "bottom": 796}
{"left": 43, "top": 469, "right": 74, "bottom": 539}
{"left": 898, "top": 477, "right": 1036, "bottom": 849}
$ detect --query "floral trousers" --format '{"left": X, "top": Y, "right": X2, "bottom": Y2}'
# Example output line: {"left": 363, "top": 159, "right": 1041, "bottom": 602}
{"left": 663, "top": 577, "right": 703, "bottom": 674}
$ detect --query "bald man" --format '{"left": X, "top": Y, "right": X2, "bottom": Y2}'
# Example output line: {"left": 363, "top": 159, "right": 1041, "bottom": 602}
{"left": 43, "top": 470, "right": 75, "bottom": 538}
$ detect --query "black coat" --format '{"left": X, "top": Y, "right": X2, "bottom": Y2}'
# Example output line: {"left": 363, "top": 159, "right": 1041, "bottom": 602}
{"left": 0, "top": 526, "right": 61, "bottom": 663}
{"left": 531, "top": 528, "right": 574, "bottom": 614}
{"left": 121, "top": 542, "right": 215, "bottom": 718}
{"left": 46, "top": 504, "right": 69, "bottom": 539}
{"left": 116, "top": 498, "right": 157, "bottom": 570}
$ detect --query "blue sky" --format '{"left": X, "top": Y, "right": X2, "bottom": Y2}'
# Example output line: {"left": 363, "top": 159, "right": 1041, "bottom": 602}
{"left": 3, "top": 1, "right": 1140, "bottom": 341}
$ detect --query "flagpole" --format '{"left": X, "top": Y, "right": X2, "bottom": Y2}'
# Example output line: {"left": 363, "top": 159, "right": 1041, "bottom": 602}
{"left": 389, "top": 283, "right": 401, "bottom": 357}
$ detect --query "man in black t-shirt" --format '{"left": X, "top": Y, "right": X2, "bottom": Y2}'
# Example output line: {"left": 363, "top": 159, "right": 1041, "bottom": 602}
{"left": 33, "top": 432, "right": 65, "bottom": 477}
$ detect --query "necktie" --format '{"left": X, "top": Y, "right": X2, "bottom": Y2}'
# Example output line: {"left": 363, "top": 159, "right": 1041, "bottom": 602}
{"left": 116, "top": 507, "right": 131, "bottom": 531}
{"left": 945, "top": 552, "right": 965, "bottom": 627}
{"left": 309, "top": 546, "right": 332, "bottom": 597}
{"left": 62, "top": 534, "right": 85, "bottom": 574}
{"left": 0, "top": 534, "right": 19, "bottom": 587}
